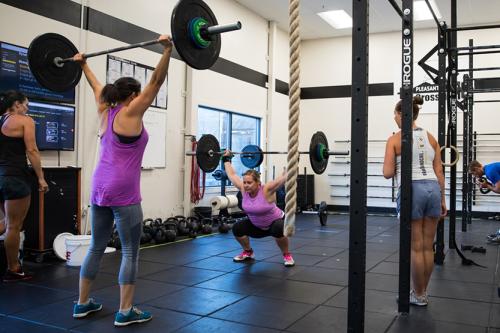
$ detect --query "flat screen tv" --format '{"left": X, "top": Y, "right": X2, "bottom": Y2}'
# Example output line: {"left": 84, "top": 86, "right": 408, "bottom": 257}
{"left": 0, "top": 41, "right": 75, "bottom": 104}
{"left": 28, "top": 101, "right": 76, "bottom": 151}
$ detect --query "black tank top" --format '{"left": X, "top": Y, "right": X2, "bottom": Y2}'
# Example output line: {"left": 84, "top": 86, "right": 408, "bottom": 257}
{"left": 0, "top": 114, "right": 29, "bottom": 177}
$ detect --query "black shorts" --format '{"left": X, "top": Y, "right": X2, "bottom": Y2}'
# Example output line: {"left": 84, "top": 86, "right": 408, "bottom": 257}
{"left": 232, "top": 217, "right": 284, "bottom": 238}
{"left": 0, "top": 176, "right": 31, "bottom": 201}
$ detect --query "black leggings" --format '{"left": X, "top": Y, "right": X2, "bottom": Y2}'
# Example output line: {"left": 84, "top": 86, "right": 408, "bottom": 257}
{"left": 232, "top": 218, "right": 284, "bottom": 238}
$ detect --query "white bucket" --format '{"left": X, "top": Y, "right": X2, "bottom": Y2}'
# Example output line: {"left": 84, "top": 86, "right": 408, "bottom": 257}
{"left": 65, "top": 235, "right": 91, "bottom": 267}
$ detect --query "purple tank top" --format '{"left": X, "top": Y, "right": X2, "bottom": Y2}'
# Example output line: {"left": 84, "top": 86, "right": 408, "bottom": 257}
{"left": 90, "top": 105, "right": 149, "bottom": 206}
{"left": 242, "top": 186, "right": 284, "bottom": 229}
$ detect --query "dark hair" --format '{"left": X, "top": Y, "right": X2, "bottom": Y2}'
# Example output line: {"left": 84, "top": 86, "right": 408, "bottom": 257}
{"left": 395, "top": 95, "right": 424, "bottom": 120}
{"left": 0, "top": 90, "right": 27, "bottom": 115}
{"left": 243, "top": 169, "right": 261, "bottom": 183}
{"left": 100, "top": 77, "right": 141, "bottom": 105}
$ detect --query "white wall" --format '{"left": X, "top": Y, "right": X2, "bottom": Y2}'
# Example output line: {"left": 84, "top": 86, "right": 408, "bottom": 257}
{"left": 3, "top": 0, "right": 498, "bottom": 222}
{"left": 300, "top": 28, "right": 500, "bottom": 212}
{"left": 0, "top": 1, "right": 290, "bottom": 228}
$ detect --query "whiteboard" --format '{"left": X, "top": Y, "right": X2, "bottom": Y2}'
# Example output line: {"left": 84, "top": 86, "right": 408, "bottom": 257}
{"left": 142, "top": 109, "right": 167, "bottom": 168}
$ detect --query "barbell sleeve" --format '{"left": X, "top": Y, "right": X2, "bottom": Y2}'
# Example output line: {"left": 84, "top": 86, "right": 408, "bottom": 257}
{"left": 203, "top": 21, "right": 242, "bottom": 37}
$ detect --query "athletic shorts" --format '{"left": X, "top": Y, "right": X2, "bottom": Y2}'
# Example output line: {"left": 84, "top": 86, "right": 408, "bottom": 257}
{"left": 0, "top": 176, "right": 31, "bottom": 201}
{"left": 397, "top": 180, "right": 441, "bottom": 220}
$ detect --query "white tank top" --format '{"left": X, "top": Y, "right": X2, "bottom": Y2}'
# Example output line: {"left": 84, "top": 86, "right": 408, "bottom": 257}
{"left": 396, "top": 128, "right": 437, "bottom": 186}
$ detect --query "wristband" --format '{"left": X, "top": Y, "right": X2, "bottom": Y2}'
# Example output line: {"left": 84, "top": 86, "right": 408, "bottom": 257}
{"left": 222, "top": 155, "right": 232, "bottom": 163}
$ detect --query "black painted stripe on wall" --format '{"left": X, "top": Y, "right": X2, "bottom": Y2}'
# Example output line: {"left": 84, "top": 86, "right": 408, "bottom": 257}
{"left": 275, "top": 79, "right": 289, "bottom": 95}
{"left": 0, "top": 0, "right": 81, "bottom": 28}
{"left": 300, "top": 83, "right": 394, "bottom": 99}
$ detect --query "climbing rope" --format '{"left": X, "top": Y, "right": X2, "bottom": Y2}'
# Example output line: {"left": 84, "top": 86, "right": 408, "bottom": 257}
{"left": 284, "top": 0, "right": 300, "bottom": 237}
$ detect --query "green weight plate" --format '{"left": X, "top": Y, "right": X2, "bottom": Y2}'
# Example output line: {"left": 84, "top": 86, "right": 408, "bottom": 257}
{"left": 309, "top": 131, "right": 329, "bottom": 174}
{"left": 171, "top": 0, "right": 220, "bottom": 69}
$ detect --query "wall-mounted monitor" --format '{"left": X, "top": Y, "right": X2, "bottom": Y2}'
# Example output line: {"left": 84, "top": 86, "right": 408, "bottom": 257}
{"left": 0, "top": 41, "right": 75, "bottom": 104}
{"left": 28, "top": 101, "right": 76, "bottom": 151}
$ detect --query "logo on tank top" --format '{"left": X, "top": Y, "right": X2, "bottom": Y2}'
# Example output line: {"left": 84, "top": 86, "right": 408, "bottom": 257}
{"left": 417, "top": 136, "right": 427, "bottom": 175}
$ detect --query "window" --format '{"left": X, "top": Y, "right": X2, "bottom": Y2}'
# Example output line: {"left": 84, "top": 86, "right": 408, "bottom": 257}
{"left": 197, "top": 106, "right": 260, "bottom": 187}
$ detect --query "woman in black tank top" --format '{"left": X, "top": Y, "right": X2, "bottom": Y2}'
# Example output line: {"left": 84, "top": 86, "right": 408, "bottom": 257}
{"left": 0, "top": 90, "right": 48, "bottom": 282}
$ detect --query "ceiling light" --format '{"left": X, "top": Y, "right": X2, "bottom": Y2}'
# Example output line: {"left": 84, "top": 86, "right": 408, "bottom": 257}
{"left": 414, "top": 0, "right": 442, "bottom": 21}
{"left": 317, "top": 10, "right": 352, "bottom": 29}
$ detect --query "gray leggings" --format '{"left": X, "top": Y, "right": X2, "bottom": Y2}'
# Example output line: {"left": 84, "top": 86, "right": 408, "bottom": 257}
{"left": 80, "top": 204, "right": 143, "bottom": 285}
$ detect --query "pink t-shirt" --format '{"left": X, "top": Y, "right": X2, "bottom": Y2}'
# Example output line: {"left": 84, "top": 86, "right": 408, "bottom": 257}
{"left": 242, "top": 186, "right": 284, "bottom": 229}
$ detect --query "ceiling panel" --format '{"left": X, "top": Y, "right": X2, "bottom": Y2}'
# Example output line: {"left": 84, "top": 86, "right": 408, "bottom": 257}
{"left": 234, "top": 0, "right": 500, "bottom": 39}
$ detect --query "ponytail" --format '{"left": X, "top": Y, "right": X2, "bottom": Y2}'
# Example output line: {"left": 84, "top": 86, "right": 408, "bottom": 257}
{"left": 395, "top": 95, "right": 424, "bottom": 120}
{"left": 99, "top": 77, "right": 141, "bottom": 105}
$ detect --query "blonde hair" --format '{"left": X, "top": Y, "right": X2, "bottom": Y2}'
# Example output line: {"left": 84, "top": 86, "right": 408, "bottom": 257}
{"left": 243, "top": 169, "right": 261, "bottom": 183}
{"left": 468, "top": 160, "right": 482, "bottom": 173}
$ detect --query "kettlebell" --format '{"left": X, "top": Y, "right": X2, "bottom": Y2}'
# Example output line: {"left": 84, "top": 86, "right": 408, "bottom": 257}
{"left": 201, "top": 218, "right": 213, "bottom": 234}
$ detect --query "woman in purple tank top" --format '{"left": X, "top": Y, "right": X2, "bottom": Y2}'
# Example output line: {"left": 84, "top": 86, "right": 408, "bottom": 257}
{"left": 223, "top": 150, "right": 295, "bottom": 267}
{"left": 71, "top": 35, "right": 173, "bottom": 326}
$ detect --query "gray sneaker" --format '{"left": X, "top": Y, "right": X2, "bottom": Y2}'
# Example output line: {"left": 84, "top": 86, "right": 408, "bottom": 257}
{"left": 488, "top": 235, "right": 500, "bottom": 244}
{"left": 409, "top": 290, "right": 428, "bottom": 306}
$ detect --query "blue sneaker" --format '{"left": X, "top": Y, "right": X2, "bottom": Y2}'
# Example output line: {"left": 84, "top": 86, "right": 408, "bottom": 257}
{"left": 114, "top": 306, "right": 152, "bottom": 327}
{"left": 73, "top": 299, "right": 103, "bottom": 318}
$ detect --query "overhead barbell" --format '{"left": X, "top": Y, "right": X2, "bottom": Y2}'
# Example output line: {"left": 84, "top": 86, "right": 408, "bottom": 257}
{"left": 187, "top": 131, "right": 350, "bottom": 174}
{"left": 27, "top": 0, "right": 241, "bottom": 92}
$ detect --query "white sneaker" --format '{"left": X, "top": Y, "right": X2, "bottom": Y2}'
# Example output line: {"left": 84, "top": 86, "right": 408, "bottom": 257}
{"left": 409, "top": 289, "right": 428, "bottom": 306}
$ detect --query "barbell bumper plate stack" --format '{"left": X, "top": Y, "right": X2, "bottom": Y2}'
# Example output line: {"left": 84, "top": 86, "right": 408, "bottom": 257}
{"left": 196, "top": 134, "right": 221, "bottom": 173}
{"left": 171, "top": 0, "right": 221, "bottom": 70}
{"left": 27, "top": 33, "right": 82, "bottom": 92}
{"left": 309, "top": 131, "right": 329, "bottom": 174}
{"left": 189, "top": 17, "right": 211, "bottom": 48}
{"left": 240, "top": 144, "right": 264, "bottom": 169}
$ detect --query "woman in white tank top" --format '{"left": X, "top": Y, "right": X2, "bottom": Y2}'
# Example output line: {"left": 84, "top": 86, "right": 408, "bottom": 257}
{"left": 383, "top": 96, "right": 447, "bottom": 306}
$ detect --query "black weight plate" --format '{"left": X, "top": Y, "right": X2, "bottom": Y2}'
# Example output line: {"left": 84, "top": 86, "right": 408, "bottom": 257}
{"left": 241, "top": 145, "right": 263, "bottom": 169}
{"left": 196, "top": 134, "right": 221, "bottom": 173}
{"left": 309, "top": 131, "right": 329, "bottom": 174}
{"left": 318, "top": 201, "right": 327, "bottom": 226}
{"left": 28, "top": 33, "right": 82, "bottom": 92}
{"left": 171, "top": 0, "right": 221, "bottom": 69}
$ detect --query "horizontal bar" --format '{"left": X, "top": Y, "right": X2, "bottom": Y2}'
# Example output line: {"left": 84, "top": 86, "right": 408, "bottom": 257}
{"left": 457, "top": 67, "right": 500, "bottom": 72}
{"left": 457, "top": 50, "right": 500, "bottom": 56}
{"left": 448, "top": 23, "right": 500, "bottom": 32}
{"left": 186, "top": 150, "right": 350, "bottom": 156}
{"left": 451, "top": 44, "right": 500, "bottom": 52}
{"left": 474, "top": 100, "right": 500, "bottom": 103}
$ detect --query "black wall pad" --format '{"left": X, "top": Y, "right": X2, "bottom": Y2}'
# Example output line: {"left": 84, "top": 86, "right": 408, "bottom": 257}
{"left": 0, "top": 0, "right": 81, "bottom": 28}
{"left": 300, "top": 83, "right": 393, "bottom": 99}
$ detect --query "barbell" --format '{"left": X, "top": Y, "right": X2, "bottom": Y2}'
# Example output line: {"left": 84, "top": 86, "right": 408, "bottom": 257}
{"left": 27, "top": 0, "right": 241, "bottom": 92}
{"left": 187, "top": 131, "right": 350, "bottom": 174}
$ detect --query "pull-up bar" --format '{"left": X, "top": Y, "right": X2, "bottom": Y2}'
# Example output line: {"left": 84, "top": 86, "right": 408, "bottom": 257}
{"left": 457, "top": 67, "right": 500, "bottom": 72}
{"left": 451, "top": 44, "right": 500, "bottom": 52}
{"left": 448, "top": 23, "right": 500, "bottom": 32}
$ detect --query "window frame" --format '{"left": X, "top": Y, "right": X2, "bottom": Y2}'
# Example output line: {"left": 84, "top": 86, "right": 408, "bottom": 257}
{"left": 197, "top": 105, "right": 261, "bottom": 188}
